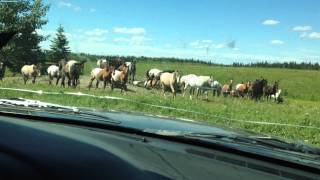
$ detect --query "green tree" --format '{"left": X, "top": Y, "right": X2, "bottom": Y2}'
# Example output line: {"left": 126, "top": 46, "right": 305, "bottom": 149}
{"left": 50, "top": 25, "right": 70, "bottom": 62}
{"left": 0, "top": 0, "right": 49, "bottom": 73}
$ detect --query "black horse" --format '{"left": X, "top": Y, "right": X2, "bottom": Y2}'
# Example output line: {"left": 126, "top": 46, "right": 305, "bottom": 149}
{"left": 251, "top": 79, "right": 268, "bottom": 101}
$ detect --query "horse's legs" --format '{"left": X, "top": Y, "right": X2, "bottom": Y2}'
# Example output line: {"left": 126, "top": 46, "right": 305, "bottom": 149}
{"left": 49, "top": 75, "right": 52, "bottom": 85}
{"left": 32, "top": 76, "right": 36, "bottom": 84}
{"left": 95, "top": 79, "right": 99, "bottom": 89}
{"left": 170, "top": 84, "right": 176, "bottom": 99}
{"left": 23, "top": 76, "right": 27, "bottom": 84}
{"left": 56, "top": 76, "right": 60, "bottom": 86}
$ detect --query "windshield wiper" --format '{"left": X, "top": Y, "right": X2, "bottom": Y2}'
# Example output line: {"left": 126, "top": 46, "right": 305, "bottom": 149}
{"left": 0, "top": 98, "right": 121, "bottom": 125}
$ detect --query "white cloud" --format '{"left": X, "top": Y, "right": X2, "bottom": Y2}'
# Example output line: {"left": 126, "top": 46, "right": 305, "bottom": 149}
{"left": 300, "top": 32, "right": 308, "bottom": 38}
{"left": 262, "top": 19, "right": 280, "bottom": 25}
{"left": 89, "top": 8, "right": 96, "bottom": 13}
{"left": 87, "top": 36, "right": 107, "bottom": 42}
{"left": 85, "top": 28, "right": 109, "bottom": 36}
{"left": 58, "top": 1, "right": 72, "bottom": 8}
{"left": 113, "top": 27, "right": 146, "bottom": 35}
{"left": 292, "top": 25, "right": 312, "bottom": 32}
{"left": 113, "top": 37, "right": 130, "bottom": 42}
{"left": 214, "top": 43, "right": 225, "bottom": 49}
{"left": 308, "top": 32, "right": 320, "bottom": 39}
{"left": 113, "top": 36, "right": 151, "bottom": 46}
{"left": 57, "top": 1, "right": 81, "bottom": 12}
{"left": 270, "top": 40, "right": 284, "bottom": 45}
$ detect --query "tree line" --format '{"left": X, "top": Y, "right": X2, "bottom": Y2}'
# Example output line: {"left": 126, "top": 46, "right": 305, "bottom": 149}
{"left": 232, "top": 61, "right": 320, "bottom": 70}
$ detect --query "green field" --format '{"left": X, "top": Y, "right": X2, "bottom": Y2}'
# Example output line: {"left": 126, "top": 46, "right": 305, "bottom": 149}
{"left": 1, "top": 60, "right": 320, "bottom": 147}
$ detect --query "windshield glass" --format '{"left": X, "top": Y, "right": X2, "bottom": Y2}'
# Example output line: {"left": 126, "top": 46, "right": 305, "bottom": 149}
{"left": 0, "top": 0, "right": 319, "bottom": 150}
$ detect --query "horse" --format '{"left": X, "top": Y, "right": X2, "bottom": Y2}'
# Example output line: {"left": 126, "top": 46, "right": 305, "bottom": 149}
{"left": 47, "top": 65, "right": 61, "bottom": 85}
{"left": 264, "top": 81, "right": 279, "bottom": 101}
{"left": 125, "top": 61, "right": 136, "bottom": 84}
{"left": 145, "top": 68, "right": 162, "bottom": 88}
{"left": 111, "top": 65, "right": 129, "bottom": 92}
{"left": 252, "top": 79, "right": 268, "bottom": 101}
{"left": 21, "top": 64, "right": 41, "bottom": 84}
{"left": 159, "top": 71, "right": 180, "bottom": 99}
{"left": 61, "top": 60, "right": 85, "bottom": 88}
{"left": 180, "top": 74, "right": 214, "bottom": 100}
{"left": 222, "top": 80, "right": 233, "bottom": 97}
{"left": 235, "top": 81, "right": 251, "bottom": 97}
{"left": 97, "top": 58, "right": 107, "bottom": 68}
{"left": 212, "top": 80, "right": 222, "bottom": 97}
{"left": 88, "top": 66, "right": 114, "bottom": 90}
{"left": 179, "top": 74, "right": 197, "bottom": 96}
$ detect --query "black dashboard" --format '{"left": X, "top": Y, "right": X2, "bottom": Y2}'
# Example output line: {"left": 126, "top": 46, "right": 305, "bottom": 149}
{"left": 0, "top": 115, "right": 318, "bottom": 180}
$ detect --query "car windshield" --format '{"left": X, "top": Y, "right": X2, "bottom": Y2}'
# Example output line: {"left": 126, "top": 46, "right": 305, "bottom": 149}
{"left": 0, "top": 0, "right": 319, "bottom": 151}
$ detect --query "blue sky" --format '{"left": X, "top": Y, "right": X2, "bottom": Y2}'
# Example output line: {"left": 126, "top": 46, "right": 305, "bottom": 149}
{"left": 40, "top": 0, "right": 320, "bottom": 63}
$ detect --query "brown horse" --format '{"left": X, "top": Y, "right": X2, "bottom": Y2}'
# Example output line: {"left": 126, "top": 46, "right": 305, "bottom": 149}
{"left": 264, "top": 81, "right": 279, "bottom": 101}
{"left": 88, "top": 66, "right": 115, "bottom": 90}
{"left": 222, "top": 80, "right": 233, "bottom": 97}
{"left": 235, "top": 81, "right": 251, "bottom": 97}
{"left": 111, "top": 65, "right": 129, "bottom": 92}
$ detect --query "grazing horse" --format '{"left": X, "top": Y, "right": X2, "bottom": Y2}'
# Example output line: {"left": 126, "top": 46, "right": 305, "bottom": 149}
{"left": 145, "top": 68, "right": 162, "bottom": 88}
{"left": 125, "top": 61, "right": 136, "bottom": 84}
{"left": 88, "top": 66, "right": 114, "bottom": 90}
{"left": 252, "top": 79, "right": 268, "bottom": 101}
{"left": 159, "top": 71, "right": 180, "bottom": 99}
{"left": 21, "top": 64, "right": 41, "bottom": 84}
{"left": 235, "top": 81, "right": 251, "bottom": 97}
{"left": 47, "top": 65, "right": 61, "bottom": 85}
{"left": 111, "top": 65, "right": 129, "bottom": 92}
{"left": 264, "top": 81, "right": 279, "bottom": 101}
{"left": 222, "top": 80, "right": 233, "bottom": 97}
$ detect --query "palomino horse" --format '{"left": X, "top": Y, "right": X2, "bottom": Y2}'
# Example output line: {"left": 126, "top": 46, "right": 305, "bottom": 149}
{"left": 235, "top": 81, "right": 251, "bottom": 97}
{"left": 159, "top": 71, "right": 180, "bottom": 99}
{"left": 21, "top": 64, "right": 41, "bottom": 84}
{"left": 222, "top": 80, "right": 233, "bottom": 97}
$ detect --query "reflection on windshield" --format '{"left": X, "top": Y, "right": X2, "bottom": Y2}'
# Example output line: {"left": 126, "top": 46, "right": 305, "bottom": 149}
{"left": 0, "top": 0, "right": 319, "bottom": 149}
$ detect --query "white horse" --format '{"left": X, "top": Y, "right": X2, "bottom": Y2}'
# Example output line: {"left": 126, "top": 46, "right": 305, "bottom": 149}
{"left": 47, "top": 65, "right": 60, "bottom": 85}
{"left": 125, "top": 61, "right": 136, "bottom": 84}
{"left": 145, "top": 68, "right": 162, "bottom": 88}
{"left": 212, "top": 80, "right": 222, "bottom": 96}
{"left": 181, "top": 75, "right": 214, "bottom": 100}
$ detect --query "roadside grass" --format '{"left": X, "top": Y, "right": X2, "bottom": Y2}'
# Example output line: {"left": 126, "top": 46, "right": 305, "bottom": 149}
{"left": 0, "top": 60, "right": 320, "bottom": 147}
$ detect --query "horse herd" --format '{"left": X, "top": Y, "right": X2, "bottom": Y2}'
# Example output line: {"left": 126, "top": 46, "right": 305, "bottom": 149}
{"left": 18, "top": 58, "right": 282, "bottom": 103}
{"left": 143, "top": 68, "right": 282, "bottom": 102}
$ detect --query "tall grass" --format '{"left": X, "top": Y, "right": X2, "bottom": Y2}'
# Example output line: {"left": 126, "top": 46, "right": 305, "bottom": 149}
{"left": 0, "top": 60, "right": 320, "bottom": 147}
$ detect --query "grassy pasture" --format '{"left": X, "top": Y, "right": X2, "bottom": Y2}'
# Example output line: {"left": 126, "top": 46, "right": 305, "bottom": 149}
{"left": 1, "top": 60, "right": 320, "bottom": 147}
